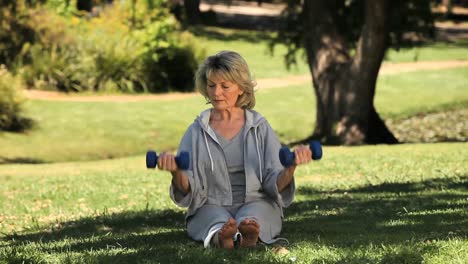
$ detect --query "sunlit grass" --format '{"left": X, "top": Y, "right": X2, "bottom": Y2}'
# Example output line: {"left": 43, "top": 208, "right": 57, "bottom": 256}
{"left": 0, "top": 67, "right": 467, "bottom": 163}
{"left": 0, "top": 143, "right": 466, "bottom": 263}
{"left": 194, "top": 27, "right": 468, "bottom": 78}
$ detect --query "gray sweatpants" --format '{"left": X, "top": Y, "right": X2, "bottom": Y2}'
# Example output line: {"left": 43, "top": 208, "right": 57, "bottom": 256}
{"left": 187, "top": 199, "right": 282, "bottom": 247}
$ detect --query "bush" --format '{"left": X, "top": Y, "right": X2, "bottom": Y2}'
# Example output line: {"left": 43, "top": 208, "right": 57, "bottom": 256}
{"left": 137, "top": 17, "right": 204, "bottom": 92}
{"left": 0, "top": 3, "right": 35, "bottom": 66}
{"left": 0, "top": 66, "right": 33, "bottom": 132}
{"left": 5, "top": 7, "right": 78, "bottom": 91}
{"left": 20, "top": 44, "right": 85, "bottom": 92}
{"left": 17, "top": 1, "right": 204, "bottom": 93}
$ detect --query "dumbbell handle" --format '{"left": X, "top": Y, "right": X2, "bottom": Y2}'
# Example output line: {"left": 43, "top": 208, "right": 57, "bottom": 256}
{"left": 279, "top": 141, "right": 322, "bottom": 167}
{"left": 146, "top": 151, "right": 190, "bottom": 170}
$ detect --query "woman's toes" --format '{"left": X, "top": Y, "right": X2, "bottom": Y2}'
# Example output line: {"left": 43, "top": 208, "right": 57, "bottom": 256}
{"left": 218, "top": 218, "right": 237, "bottom": 249}
{"left": 239, "top": 219, "right": 260, "bottom": 248}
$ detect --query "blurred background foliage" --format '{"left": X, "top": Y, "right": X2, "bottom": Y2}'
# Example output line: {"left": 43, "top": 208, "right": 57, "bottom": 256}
{"left": 0, "top": 65, "right": 33, "bottom": 131}
{"left": 0, "top": 0, "right": 204, "bottom": 94}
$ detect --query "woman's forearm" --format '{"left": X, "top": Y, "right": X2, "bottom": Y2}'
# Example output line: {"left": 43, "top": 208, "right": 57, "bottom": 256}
{"left": 276, "top": 166, "right": 296, "bottom": 193}
{"left": 171, "top": 170, "right": 191, "bottom": 195}
{"left": 276, "top": 144, "right": 313, "bottom": 192}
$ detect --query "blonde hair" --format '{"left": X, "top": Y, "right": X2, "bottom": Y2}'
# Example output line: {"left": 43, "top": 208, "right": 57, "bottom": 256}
{"left": 195, "top": 50, "right": 256, "bottom": 109}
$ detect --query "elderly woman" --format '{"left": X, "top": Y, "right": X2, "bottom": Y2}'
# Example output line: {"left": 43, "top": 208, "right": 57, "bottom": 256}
{"left": 157, "top": 51, "right": 312, "bottom": 249}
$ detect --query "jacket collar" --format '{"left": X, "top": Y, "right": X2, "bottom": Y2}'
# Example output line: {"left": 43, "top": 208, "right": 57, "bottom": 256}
{"left": 196, "top": 108, "right": 265, "bottom": 133}
{"left": 195, "top": 108, "right": 266, "bottom": 181}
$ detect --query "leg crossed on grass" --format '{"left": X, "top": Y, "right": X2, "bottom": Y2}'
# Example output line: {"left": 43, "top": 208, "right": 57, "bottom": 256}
{"left": 186, "top": 199, "right": 282, "bottom": 248}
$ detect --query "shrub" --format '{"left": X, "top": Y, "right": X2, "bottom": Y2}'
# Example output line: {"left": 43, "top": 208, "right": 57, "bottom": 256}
{"left": 9, "top": 8, "right": 79, "bottom": 91}
{"left": 18, "top": 2, "right": 203, "bottom": 93}
{"left": 75, "top": 10, "right": 148, "bottom": 92}
{"left": 0, "top": 66, "right": 33, "bottom": 132}
{"left": 0, "top": 3, "right": 35, "bottom": 66}
{"left": 137, "top": 17, "right": 203, "bottom": 92}
{"left": 20, "top": 44, "right": 85, "bottom": 92}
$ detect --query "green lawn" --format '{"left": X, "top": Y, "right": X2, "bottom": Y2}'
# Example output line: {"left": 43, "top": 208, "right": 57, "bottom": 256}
{"left": 193, "top": 27, "right": 468, "bottom": 78}
{"left": 1, "top": 143, "right": 466, "bottom": 263}
{"left": 1, "top": 67, "right": 467, "bottom": 163}
{"left": 385, "top": 40, "right": 468, "bottom": 63}
{"left": 191, "top": 27, "right": 310, "bottom": 78}
{"left": 1, "top": 20, "right": 467, "bottom": 264}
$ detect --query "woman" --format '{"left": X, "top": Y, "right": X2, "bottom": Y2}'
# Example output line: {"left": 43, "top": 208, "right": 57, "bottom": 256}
{"left": 157, "top": 51, "right": 312, "bottom": 249}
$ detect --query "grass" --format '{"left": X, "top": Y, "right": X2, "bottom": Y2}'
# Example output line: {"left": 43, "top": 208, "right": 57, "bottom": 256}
{"left": 0, "top": 96, "right": 206, "bottom": 163}
{"left": 1, "top": 66, "right": 467, "bottom": 163}
{"left": 384, "top": 40, "right": 468, "bottom": 63}
{"left": 1, "top": 24, "right": 467, "bottom": 264}
{"left": 374, "top": 66, "right": 468, "bottom": 118}
{"left": 191, "top": 27, "right": 310, "bottom": 78}
{"left": 192, "top": 27, "right": 468, "bottom": 78}
{"left": 1, "top": 143, "right": 466, "bottom": 263}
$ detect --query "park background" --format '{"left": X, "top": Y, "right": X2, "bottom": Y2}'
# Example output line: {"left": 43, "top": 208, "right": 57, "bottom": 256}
{"left": 0, "top": 0, "right": 467, "bottom": 263}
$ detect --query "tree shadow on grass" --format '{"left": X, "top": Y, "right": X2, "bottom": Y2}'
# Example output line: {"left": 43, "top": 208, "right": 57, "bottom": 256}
{"left": 2, "top": 209, "right": 208, "bottom": 263}
{"left": 4, "top": 209, "right": 184, "bottom": 242}
{"left": 189, "top": 26, "right": 275, "bottom": 43}
{"left": 0, "top": 156, "right": 46, "bottom": 165}
{"left": 2, "top": 177, "right": 467, "bottom": 263}
{"left": 203, "top": 12, "right": 283, "bottom": 31}
{"left": 283, "top": 176, "right": 467, "bottom": 262}
{"left": 1, "top": 209, "right": 264, "bottom": 263}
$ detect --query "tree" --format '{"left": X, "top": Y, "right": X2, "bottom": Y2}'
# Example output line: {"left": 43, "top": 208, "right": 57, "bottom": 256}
{"left": 276, "top": 0, "right": 434, "bottom": 145}
{"left": 77, "top": 0, "right": 92, "bottom": 11}
{"left": 184, "top": 0, "right": 201, "bottom": 24}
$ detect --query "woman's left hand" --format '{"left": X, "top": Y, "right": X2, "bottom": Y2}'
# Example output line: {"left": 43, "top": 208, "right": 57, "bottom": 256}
{"left": 277, "top": 144, "right": 312, "bottom": 192}
{"left": 294, "top": 144, "right": 312, "bottom": 166}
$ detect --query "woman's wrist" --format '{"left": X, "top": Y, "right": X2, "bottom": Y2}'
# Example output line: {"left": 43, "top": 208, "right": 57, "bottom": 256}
{"left": 171, "top": 170, "right": 190, "bottom": 195}
{"left": 277, "top": 166, "right": 296, "bottom": 192}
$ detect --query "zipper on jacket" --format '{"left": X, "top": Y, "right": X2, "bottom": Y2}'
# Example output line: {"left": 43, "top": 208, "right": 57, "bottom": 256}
{"left": 215, "top": 139, "right": 232, "bottom": 201}
{"left": 205, "top": 127, "right": 233, "bottom": 203}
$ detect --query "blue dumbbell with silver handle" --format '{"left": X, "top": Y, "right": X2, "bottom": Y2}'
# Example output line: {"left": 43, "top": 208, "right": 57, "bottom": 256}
{"left": 279, "top": 141, "right": 322, "bottom": 167}
{"left": 146, "top": 150, "right": 190, "bottom": 170}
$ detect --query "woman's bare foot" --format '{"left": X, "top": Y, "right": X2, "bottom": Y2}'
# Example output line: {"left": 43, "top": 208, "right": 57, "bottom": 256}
{"left": 238, "top": 219, "right": 260, "bottom": 248}
{"left": 218, "top": 218, "right": 237, "bottom": 249}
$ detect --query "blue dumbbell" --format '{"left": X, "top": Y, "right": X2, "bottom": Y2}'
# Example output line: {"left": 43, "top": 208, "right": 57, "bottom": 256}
{"left": 279, "top": 141, "right": 322, "bottom": 167}
{"left": 146, "top": 150, "right": 190, "bottom": 170}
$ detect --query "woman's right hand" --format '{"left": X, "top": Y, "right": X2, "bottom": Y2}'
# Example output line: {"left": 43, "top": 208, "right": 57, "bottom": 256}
{"left": 157, "top": 152, "right": 178, "bottom": 172}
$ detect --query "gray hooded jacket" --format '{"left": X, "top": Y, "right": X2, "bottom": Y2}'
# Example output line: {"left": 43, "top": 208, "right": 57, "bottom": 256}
{"left": 170, "top": 109, "right": 295, "bottom": 219}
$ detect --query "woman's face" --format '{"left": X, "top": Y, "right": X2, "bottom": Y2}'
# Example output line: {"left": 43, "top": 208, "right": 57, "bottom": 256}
{"left": 207, "top": 74, "right": 243, "bottom": 111}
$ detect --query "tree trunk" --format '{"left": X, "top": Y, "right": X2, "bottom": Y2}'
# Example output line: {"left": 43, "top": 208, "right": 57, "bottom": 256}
{"left": 442, "top": 0, "right": 453, "bottom": 17}
{"left": 184, "top": 0, "right": 201, "bottom": 25}
{"left": 77, "top": 0, "right": 92, "bottom": 12}
{"left": 302, "top": 0, "right": 398, "bottom": 145}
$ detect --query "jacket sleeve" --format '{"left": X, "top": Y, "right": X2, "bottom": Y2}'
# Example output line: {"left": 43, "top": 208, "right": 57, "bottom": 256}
{"left": 260, "top": 121, "right": 296, "bottom": 208}
{"left": 169, "top": 124, "right": 198, "bottom": 207}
